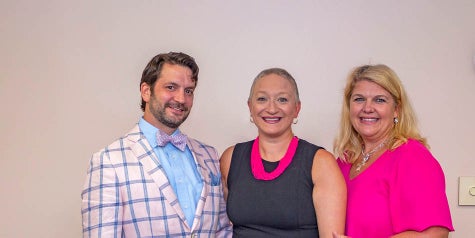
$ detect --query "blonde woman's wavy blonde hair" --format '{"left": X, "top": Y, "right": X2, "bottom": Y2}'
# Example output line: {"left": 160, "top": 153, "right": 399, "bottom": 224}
{"left": 333, "top": 64, "right": 427, "bottom": 163}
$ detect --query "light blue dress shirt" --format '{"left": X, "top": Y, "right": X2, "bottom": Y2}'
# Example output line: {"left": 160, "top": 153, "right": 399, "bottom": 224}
{"left": 139, "top": 118, "right": 203, "bottom": 227}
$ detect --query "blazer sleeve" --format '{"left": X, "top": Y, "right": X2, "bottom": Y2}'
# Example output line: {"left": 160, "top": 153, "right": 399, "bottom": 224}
{"left": 213, "top": 146, "right": 233, "bottom": 238}
{"left": 81, "top": 149, "right": 123, "bottom": 238}
{"left": 198, "top": 144, "right": 232, "bottom": 237}
{"left": 216, "top": 194, "right": 233, "bottom": 237}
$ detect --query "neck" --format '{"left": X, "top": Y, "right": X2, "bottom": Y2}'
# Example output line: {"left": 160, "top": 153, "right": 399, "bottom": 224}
{"left": 142, "top": 115, "right": 177, "bottom": 135}
{"left": 362, "top": 137, "right": 388, "bottom": 153}
{"left": 362, "top": 139, "right": 388, "bottom": 156}
{"left": 258, "top": 133, "right": 295, "bottom": 162}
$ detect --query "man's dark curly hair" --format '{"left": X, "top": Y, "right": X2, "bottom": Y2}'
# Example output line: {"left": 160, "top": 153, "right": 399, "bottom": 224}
{"left": 140, "top": 52, "right": 199, "bottom": 111}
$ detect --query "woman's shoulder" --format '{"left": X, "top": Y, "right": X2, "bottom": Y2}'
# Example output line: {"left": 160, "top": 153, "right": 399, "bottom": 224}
{"left": 391, "top": 138, "right": 440, "bottom": 167}
{"left": 221, "top": 139, "right": 255, "bottom": 161}
{"left": 297, "top": 138, "right": 324, "bottom": 150}
{"left": 393, "top": 138, "right": 430, "bottom": 155}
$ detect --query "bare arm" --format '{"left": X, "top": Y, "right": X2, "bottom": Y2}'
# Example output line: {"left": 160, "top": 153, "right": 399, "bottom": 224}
{"left": 331, "top": 223, "right": 449, "bottom": 238}
{"left": 213, "top": 147, "right": 233, "bottom": 238}
{"left": 312, "top": 149, "right": 347, "bottom": 238}
{"left": 391, "top": 227, "right": 449, "bottom": 238}
{"left": 332, "top": 232, "right": 350, "bottom": 238}
{"left": 219, "top": 146, "right": 234, "bottom": 201}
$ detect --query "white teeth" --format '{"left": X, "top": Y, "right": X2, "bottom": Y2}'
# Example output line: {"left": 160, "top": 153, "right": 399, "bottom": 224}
{"left": 171, "top": 106, "right": 184, "bottom": 111}
{"left": 264, "top": 118, "right": 279, "bottom": 122}
{"left": 361, "top": 118, "right": 377, "bottom": 122}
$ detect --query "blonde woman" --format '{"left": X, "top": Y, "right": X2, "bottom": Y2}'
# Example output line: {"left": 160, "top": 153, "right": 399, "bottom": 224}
{"left": 333, "top": 64, "right": 453, "bottom": 238}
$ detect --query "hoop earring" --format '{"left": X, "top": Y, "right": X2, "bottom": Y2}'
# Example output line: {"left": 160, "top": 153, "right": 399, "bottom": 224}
{"left": 393, "top": 117, "right": 399, "bottom": 124}
{"left": 293, "top": 118, "right": 298, "bottom": 124}
{"left": 250, "top": 116, "right": 254, "bottom": 123}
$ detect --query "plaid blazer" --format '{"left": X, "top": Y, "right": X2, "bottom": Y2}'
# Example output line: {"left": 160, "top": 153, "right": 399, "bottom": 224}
{"left": 81, "top": 125, "right": 232, "bottom": 238}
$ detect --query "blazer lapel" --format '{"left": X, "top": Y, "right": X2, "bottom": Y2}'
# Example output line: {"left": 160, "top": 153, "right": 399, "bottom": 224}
{"left": 127, "top": 125, "right": 188, "bottom": 225}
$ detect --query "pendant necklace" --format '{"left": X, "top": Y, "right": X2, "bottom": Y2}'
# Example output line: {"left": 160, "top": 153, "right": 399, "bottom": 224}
{"left": 355, "top": 140, "right": 387, "bottom": 172}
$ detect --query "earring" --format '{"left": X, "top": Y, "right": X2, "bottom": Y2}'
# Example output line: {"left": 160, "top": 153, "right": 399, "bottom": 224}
{"left": 393, "top": 117, "right": 399, "bottom": 124}
{"left": 293, "top": 118, "right": 298, "bottom": 124}
{"left": 250, "top": 116, "right": 254, "bottom": 123}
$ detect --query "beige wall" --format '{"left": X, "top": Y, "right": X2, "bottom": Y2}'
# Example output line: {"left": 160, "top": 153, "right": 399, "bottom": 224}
{"left": 1, "top": 0, "right": 474, "bottom": 237}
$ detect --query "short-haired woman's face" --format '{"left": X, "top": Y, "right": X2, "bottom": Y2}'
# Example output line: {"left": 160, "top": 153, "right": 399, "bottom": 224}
{"left": 349, "top": 80, "right": 398, "bottom": 143}
{"left": 248, "top": 74, "right": 301, "bottom": 137}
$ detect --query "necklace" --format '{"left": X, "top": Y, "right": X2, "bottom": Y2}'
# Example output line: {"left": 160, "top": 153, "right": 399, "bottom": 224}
{"left": 250, "top": 136, "right": 299, "bottom": 180}
{"left": 355, "top": 140, "right": 387, "bottom": 172}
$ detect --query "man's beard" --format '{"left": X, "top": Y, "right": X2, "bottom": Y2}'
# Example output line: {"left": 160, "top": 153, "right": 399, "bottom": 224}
{"left": 150, "top": 101, "right": 189, "bottom": 129}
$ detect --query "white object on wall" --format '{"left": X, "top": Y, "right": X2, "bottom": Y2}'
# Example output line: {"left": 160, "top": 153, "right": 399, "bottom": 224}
{"left": 459, "top": 176, "right": 475, "bottom": 205}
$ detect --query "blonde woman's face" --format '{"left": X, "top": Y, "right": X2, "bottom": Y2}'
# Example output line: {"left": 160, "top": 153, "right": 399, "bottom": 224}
{"left": 349, "top": 80, "right": 398, "bottom": 144}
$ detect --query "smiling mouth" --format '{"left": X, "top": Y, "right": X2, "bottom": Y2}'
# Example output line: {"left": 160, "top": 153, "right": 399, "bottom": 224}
{"left": 170, "top": 105, "right": 185, "bottom": 112}
{"left": 360, "top": 117, "right": 378, "bottom": 122}
{"left": 167, "top": 102, "right": 186, "bottom": 112}
{"left": 263, "top": 117, "right": 281, "bottom": 123}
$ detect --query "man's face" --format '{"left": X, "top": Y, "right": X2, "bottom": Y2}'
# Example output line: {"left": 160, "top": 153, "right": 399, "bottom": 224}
{"left": 141, "top": 63, "right": 196, "bottom": 134}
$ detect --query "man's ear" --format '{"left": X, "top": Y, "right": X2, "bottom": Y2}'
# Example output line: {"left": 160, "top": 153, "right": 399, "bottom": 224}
{"left": 140, "top": 82, "right": 151, "bottom": 103}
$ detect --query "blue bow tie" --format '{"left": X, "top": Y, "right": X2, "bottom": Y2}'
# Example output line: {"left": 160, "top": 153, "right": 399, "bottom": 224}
{"left": 156, "top": 130, "right": 187, "bottom": 151}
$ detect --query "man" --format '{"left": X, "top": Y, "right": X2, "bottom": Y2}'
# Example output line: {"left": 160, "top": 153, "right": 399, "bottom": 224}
{"left": 81, "top": 52, "right": 232, "bottom": 238}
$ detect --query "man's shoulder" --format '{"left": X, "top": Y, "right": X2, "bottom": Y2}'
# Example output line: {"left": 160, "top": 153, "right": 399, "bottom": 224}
{"left": 93, "top": 125, "right": 142, "bottom": 154}
{"left": 187, "top": 137, "right": 215, "bottom": 149}
{"left": 187, "top": 137, "right": 218, "bottom": 155}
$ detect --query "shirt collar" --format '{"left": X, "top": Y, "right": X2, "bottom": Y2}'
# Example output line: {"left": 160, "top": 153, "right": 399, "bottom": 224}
{"left": 138, "top": 117, "right": 182, "bottom": 148}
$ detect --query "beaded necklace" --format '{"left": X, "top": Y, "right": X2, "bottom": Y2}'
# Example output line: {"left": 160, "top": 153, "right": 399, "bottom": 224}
{"left": 250, "top": 136, "right": 299, "bottom": 180}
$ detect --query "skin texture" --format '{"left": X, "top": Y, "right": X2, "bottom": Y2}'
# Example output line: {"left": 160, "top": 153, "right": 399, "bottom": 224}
{"left": 348, "top": 80, "right": 398, "bottom": 178}
{"left": 220, "top": 73, "right": 347, "bottom": 238}
{"left": 333, "top": 227, "right": 449, "bottom": 238}
{"left": 333, "top": 80, "right": 449, "bottom": 238}
{"left": 140, "top": 63, "right": 196, "bottom": 135}
{"left": 350, "top": 80, "right": 398, "bottom": 151}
